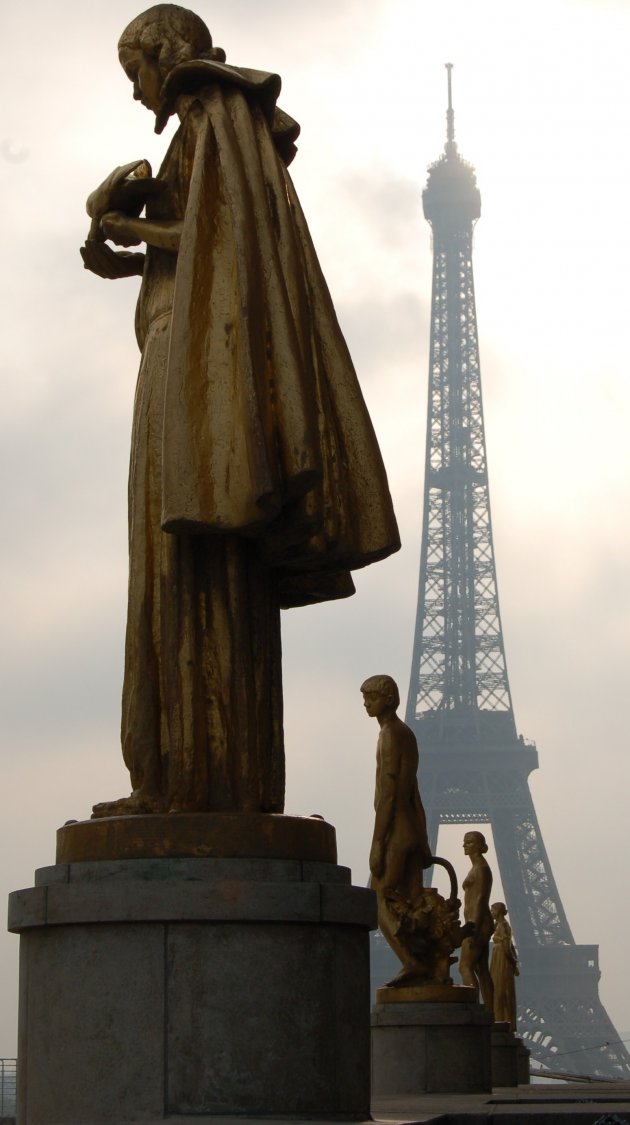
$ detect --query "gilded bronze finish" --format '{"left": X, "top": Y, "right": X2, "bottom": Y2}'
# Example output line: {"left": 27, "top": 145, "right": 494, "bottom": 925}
{"left": 490, "top": 901, "right": 519, "bottom": 1030}
{"left": 81, "top": 5, "right": 399, "bottom": 820}
{"left": 459, "top": 831, "right": 495, "bottom": 1014}
{"left": 362, "top": 675, "right": 471, "bottom": 990}
{"left": 57, "top": 813, "right": 337, "bottom": 864}
{"left": 375, "top": 983, "right": 478, "bottom": 1005}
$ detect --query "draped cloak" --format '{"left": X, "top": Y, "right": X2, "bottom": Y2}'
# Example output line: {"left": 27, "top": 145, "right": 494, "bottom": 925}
{"left": 121, "top": 59, "right": 400, "bottom": 814}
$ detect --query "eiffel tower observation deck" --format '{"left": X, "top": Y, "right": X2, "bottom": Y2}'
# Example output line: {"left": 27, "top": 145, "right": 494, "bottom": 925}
{"left": 401, "top": 65, "right": 630, "bottom": 1079}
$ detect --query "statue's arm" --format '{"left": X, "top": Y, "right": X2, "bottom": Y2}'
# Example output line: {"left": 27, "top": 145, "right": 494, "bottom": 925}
{"left": 472, "top": 865, "right": 493, "bottom": 932}
{"left": 101, "top": 211, "right": 183, "bottom": 253}
{"left": 370, "top": 737, "right": 399, "bottom": 878}
{"left": 508, "top": 936, "right": 519, "bottom": 970}
{"left": 81, "top": 160, "right": 164, "bottom": 277}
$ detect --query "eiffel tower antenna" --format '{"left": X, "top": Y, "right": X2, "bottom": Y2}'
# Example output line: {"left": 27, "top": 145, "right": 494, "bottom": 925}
{"left": 399, "top": 66, "right": 630, "bottom": 1078}
{"left": 445, "top": 62, "right": 455, "bottom": 148}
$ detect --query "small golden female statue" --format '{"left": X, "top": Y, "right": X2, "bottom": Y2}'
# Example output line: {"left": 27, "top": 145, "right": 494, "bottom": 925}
{"left": 490, "top": 901, "right": 519, "bottom": 1031}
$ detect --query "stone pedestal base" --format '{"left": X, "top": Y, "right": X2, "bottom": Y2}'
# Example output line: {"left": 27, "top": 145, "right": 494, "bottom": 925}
{"left": 371, "top": 995, "right": 492, "bottom": 1095}
{"left": 10, "top": 827, "right": 375, "bottom": 1124}
{"left": 491, "top": 1025, "right": 531, "bottom": 1086}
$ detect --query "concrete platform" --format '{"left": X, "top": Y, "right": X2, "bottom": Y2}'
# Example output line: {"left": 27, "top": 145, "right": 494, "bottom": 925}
{"left": 141, "top": 1082, "right": 629, "bottom": 1123}
{"left": 374, "top": 1081, "right": 630, "bottom": 1121}
{"left": 3, "top": 1081, "right": 630, "bottom": 1123}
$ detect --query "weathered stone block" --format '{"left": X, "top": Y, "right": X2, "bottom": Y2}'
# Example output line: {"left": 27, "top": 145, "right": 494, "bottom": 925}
{"left": 13, "top": 856, "right": 373, "bottom": 1123}
{"left": 371, "top": 999, "right": 492, "bottom": 1095}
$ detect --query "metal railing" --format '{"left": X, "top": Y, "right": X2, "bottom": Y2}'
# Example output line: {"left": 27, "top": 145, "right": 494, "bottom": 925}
{"left": 0, "top": 1058, "right": 16, "bottom": 1116}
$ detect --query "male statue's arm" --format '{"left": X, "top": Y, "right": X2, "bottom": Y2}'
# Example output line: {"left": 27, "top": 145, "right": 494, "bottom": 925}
{"left": 369, "top": 737, "right": 399, "bottom": 880}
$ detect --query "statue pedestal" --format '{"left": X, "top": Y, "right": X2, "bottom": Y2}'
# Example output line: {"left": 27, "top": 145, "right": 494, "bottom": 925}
{"left": 491, "top": 1023, "right": 530, "bottom": 1086}
{"left": 371, "top": 985, "right": 492, "bottom": 1095}
{"left": 9, "top": 815, "right": 375, "bottom": 1124}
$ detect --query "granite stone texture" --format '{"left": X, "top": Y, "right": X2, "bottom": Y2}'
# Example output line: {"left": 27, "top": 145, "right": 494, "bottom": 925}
{"left": 11, "top": 857, "right": 375, "bottom": 1124}
{"left": 491, "top": 1027, "right": 531, "bottom": 1087}
{"left": 371, "top": 1000, "right": 492, "bottom": 1095}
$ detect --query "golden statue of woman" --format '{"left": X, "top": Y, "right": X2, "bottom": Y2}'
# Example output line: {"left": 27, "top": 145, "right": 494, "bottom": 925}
{"left": 458, "top": 831, "right": 495, "bottom": 1014}
{"left": 82, "top": 4, "right": 399, "bottom": 818}
{"left": 490, "top": 901, "right": 519, "bottom": 1030}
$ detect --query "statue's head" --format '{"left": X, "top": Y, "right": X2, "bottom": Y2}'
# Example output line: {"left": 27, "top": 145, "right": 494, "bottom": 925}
{"left": 119, "top": 5, "right": 217, "bottom": 76}
{"left": 118, "top": 5, "right": 225, "bottom": 129}
{"left": 491, "top": 901, "right": 507, "bottom": 919}
{"left": 360, "top": 674, "right": 400, "bottom": 718}
{"left": 463, "top": 830, "right": 488, "bottom": 856}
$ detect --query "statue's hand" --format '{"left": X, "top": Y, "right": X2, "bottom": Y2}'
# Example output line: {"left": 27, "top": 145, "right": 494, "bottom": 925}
{"left": 369, "top": 840, "right": 384, "bottom": 879}
{"left": 80, "top": 240, "right": 144, "bottom": 279}
{"left": 100, "top": 211, "right": 143, "bottom": 247}
{"left": 86, "top": 160, "right": 151, "bottom": 220}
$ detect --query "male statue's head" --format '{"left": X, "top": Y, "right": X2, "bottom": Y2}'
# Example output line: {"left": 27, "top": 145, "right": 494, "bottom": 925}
{"left": 118, "top": 4, "right": 224, "bottom": 131}
{"left": 360, "top": 674, "right": 400, "bottom": 719}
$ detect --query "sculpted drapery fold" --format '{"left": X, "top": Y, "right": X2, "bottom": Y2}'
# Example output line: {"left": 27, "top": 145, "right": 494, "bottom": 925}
{"left": 162, "top": 66, "right": 399, "bottom": 606}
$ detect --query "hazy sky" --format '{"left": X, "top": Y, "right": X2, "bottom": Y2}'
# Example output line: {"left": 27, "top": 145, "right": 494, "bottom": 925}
{"left": 1, "top": 0, "right": 629, "bottom": 1057}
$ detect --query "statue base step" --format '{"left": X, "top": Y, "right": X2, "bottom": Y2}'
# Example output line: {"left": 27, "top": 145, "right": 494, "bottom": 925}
{"left": 9, "top": 846, "right": 375, "bottom": 1124}
{"left": 56, "top": 811, "right": 336, "bottom": 863}
{"left": 491, "top": 1024, "right": 531, "bottom": 1086}
{"left": 376, "top": 981, "right": 477, "bottom": 1004}
{"left": 371, "top": 997, "right": 492, "bottom": 1095}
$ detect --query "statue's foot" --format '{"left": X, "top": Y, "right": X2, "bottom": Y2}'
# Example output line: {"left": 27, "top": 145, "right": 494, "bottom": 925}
{"left": 167, "top": 799, "right": 208, "bottom": 813}
{"left": 91, "top": 790, "right": 163, "bottom": 818}
{"left": 384, "top": 964, "right": 429, "bottom": 989}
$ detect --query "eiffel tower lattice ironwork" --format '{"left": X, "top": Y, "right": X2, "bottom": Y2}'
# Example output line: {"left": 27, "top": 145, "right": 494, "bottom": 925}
{"left": 403, "top": 65, "right": 630, "bottom": 1079}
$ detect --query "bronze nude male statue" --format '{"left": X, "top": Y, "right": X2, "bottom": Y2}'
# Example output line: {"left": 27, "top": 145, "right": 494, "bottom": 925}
{"left": 362, "top": 676, "right": 432, "bottom": 965}
{"left": 82, "top": 4, "right": 399, "bottom": 818}
{"left": 363, "top": 675, "right": 474, "bottom": 989}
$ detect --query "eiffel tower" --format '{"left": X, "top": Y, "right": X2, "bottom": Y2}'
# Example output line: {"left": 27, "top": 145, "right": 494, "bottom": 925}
{"left": 397, "top": 65, "right": 630, "bottom": 1079}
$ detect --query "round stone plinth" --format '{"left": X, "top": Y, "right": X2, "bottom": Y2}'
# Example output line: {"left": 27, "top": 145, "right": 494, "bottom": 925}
{"left": 376, "top": 982, "right": 477, "bottom": 1004}
{"left": 11, "top": 855, "right": 374, "bottom": 1122}
{"left": 56, "top": 811, "right": 336, "bottom": 864}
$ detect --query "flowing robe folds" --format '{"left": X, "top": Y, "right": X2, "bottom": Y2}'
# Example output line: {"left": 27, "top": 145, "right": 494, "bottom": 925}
{"left": 123, "top": 61, "right": 400, "bottom": 814}
{"left": 490, "top": 918, "right": 519, "bottom": 1029}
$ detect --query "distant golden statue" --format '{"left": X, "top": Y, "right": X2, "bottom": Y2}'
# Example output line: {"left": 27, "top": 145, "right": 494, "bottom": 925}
{"left": 458, "top": 831, "right": 495, "bottom": 1014}
{"left": 490, "top": 901, "right": 519, "bottom": 1031}
{"left": 362, "top": 676, "right": 470, "bottom": 988}
{"left": 83, "top": 4, "right": 399, "bottom": 818}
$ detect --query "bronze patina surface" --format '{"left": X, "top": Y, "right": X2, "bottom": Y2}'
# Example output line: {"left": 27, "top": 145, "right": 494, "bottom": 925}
{"left": 490, "top": 901, "right": 519, "bottom": 1030}
{"left": 459, "top": 830, "right": 495, "bottom": 1015}
{"left": 81, "top": 4, "right": 399, "bottom": 823}
{"left": 362, "top": 675, "right": 470, "bottom": 991}
{"left": 376, "top": 983, "right": 477, "bottom": 1004}
{"left": 57, "top": 812, "right": 337, "bottom": 864}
